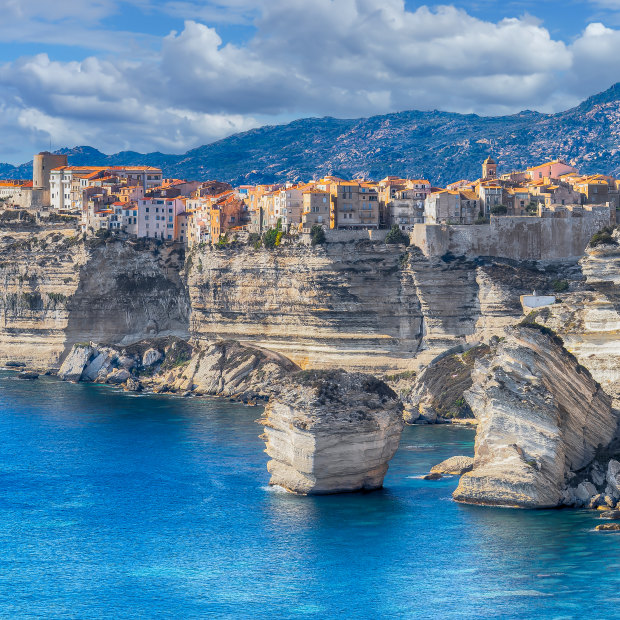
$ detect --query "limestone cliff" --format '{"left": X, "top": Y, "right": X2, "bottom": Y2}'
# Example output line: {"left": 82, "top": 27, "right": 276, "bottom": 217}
{"left": 0, "top": 228, "right": 189, "bottom": 370}
{"left": 184, "top": 240, "right": 566, "bottom": 373}
{"left": 453, "top": 325, "right": 617, "bottom": 508}
{"left": 531, "top": 232, "right": 620, "bottom": 408}
{"left": 258, "top": 369, "right": 403, "bottom": 494}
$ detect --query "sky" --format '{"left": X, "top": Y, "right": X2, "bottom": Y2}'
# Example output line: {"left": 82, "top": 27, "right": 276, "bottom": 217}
{"left": 2, "top": 0, "right": 620, "bottom": 163}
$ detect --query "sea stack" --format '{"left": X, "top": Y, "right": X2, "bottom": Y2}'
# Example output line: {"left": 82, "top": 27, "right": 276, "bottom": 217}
{"left": 453, "top": 325, "right": 616, "bottom": 508}
{"left": 259, "top": 370, "right": 404, "bottom": 495}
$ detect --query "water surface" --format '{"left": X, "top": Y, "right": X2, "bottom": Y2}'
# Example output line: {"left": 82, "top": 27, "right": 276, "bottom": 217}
{"left": 0, "top": 372, "right": 617, "bottom": 618}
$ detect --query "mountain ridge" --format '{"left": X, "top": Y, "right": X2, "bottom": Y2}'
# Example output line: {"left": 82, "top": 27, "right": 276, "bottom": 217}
{"left": 3, "top": 83, "right": 620, "bottom": 185}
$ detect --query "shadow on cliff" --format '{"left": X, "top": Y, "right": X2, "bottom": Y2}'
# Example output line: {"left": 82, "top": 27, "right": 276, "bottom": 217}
{"left": 60, "top": 238, "right": 191, "bottom": 362}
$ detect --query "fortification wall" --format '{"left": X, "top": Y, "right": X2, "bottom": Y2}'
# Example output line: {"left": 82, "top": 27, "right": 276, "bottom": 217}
{"left": 412, "top": 214, "right": 611, "bottom": 261}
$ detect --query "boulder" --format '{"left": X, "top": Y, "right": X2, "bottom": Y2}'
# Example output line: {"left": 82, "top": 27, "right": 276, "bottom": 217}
{"left": 607, "top": 460, "right": 620, "bottom": 495}
{"left": 106, "top": 369, "right": 131, "bottom": 384}
{"left": 124, "top": 378, "right": 142, "bottom": 392}
{"left": 577, "top": 482, "right": 599, "bottom": 503}
{"left": 453, "top": 325, "right": 616, "bottom": 508}
{"left": 259, "top": 370, "right": 404, "bottom": 495}
{"left": 58, "top": 345, "right": 96, "bottom": 382}
{"left": 431, "top": 456, "right": 474, "bottom": 475}
{"left": 596, "top": 523, "right": 620, "bottom": 531}
{"left": 17, "top": 371, "right": 38, "bottom": 380}
{"left": 142, "top": 348, "right": 163, "bottom": 367}
{"left": 599, "top": 510, "right": 620, "bottom": 519}
{"left": 424, "top": 473, "right": 443, "bottom": 480}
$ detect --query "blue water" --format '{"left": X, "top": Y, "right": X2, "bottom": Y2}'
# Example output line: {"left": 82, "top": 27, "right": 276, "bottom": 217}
{"left": 0, "top": 373, "right": 619, "bottom": 619}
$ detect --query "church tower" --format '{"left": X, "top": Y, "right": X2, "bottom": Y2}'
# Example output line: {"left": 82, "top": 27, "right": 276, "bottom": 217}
{"left": 482, "top": 156, "right": 497, "bottom": 180}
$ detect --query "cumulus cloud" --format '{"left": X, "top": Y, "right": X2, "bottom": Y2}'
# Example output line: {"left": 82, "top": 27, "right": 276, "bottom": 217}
{"left": 2, "top": 0, "right": 620, "bottom": 163}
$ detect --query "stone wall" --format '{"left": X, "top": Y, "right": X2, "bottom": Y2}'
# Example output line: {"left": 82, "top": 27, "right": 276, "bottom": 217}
{"left": 412, "top": 213, "right": 612, "bottom": 262}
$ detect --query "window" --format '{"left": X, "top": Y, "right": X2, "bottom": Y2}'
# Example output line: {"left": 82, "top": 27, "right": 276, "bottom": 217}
{"left": 145, "top": 207, "right": 149, "bottom": 213}
{"left": 168, "top": 216, "right": 173, "bottom": 222}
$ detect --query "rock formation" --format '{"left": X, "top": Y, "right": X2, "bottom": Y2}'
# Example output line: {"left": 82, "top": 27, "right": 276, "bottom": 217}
{"left": 453, "top": 325, "right": 617, "bottom": 508}
{"left": 0, "top": 227, "right": 189, "bottom": 371}
{"left": 58, "top": 337, "right": 299, "bottom": 401}
{"left": 389, "top": 344, "right": 489, "bottom": 423}
{"left": 258, "top": 370, "right": 403, "bottom": 494}
{"left": 431, "top": 456, "right": 474, "bottom": 475}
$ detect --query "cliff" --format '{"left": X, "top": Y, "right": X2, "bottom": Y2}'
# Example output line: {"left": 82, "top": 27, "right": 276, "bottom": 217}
{"left": 0, "top": 228, "right": 189, "bottom": 370}
{"left": 453, "top": 325, "right": 617, "bottom": 508}
{"left": 258, "top": 369, "right": 403, "bottom": 494}
{"left": 185, "top": 240, "right": 566, "bottom": 373}
{"left": 0, "top": 225, "right": 585, "bottom": 377}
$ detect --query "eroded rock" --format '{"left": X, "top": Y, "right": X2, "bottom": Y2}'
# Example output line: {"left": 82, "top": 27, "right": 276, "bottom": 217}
{"left": 259, "top": 370, "right": 403, "bottom": 495}
{"left": 431, "top": 456, "right": 474, "bottom": 475}
{"left": 453, "top": 325, "right": 617, "bottom": 508}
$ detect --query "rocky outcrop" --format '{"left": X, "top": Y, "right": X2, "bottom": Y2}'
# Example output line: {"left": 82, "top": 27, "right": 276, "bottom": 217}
{"left": 58, "top": 337, "right": 192, "bottom": 385}
{"left": 259, "top": 370, "right": 403, "bottom": 494}
{"left": 58, "top": 338, "right": 299, "bottom": 401}
{"left": 164, "top": 340, "right": 300, "bottom": 400}
{"left": 431, "top": 456, "right": 474, "bottom": 475}
{"left": 390, "top": 343, "right": 489, "bottom": 423}
{"left": 453, "top": 325, "right": 617, "bottom": 508}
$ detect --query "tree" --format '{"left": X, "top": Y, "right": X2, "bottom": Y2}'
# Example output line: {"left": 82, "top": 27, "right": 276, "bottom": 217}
{"left": 490, "top": 205, "right": 507, "bottom": 215}
{"left": 310, "top": 225, "right": 326, "bottom": 246}
{"left": 385, "top": 225, "right": 410, "bottom": 246}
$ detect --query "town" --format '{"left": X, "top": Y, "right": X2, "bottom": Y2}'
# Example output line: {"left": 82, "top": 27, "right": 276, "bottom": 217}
{"left": 0, "top": 153, "right": 617, "bottom": 247}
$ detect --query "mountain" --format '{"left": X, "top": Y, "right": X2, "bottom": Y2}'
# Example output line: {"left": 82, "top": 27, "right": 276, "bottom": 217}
{"left": 3, "top": 83, "right": 620, "bottom": 185}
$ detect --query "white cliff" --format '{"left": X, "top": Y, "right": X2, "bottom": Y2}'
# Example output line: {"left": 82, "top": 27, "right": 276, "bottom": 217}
{"left": 453, "top": 325, "right": 617, "bottom": 508}
{"left": 259, "top": 370, "right": 403, "bottom": 494}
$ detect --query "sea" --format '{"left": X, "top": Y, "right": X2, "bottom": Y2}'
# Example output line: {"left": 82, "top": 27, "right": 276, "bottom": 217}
{"left": 0, "top": 371, "right": 618, "bottom": 619}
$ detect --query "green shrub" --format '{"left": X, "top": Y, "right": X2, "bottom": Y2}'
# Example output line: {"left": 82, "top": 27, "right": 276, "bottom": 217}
{"left": 490, "top": 205, "right": 508, "bottom": 215}
{"left": 551, "top": 279, "right": 569, "bottom": 293}
{"left": 263, "top": 228, "right": 279, "bottom": 249}
{"left": 310, "top": 225, "right": 326, "bottom": 246}
{"left": 385, "top": 225, "right": 410, "bottom": 246}
{"left": 590, "top": 227, "right": 617, "bottom": 247}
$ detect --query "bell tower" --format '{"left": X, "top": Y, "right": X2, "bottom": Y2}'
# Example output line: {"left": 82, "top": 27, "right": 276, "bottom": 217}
{"left": 482, "top": 156, "right": 497, "bottom": 180}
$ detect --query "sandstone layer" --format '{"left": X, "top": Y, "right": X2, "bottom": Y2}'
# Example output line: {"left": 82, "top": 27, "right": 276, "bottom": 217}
{"left": 453, "top": 325, "right": 617, "bottom": 508}
{"left": 185, "top": 240, "right": 569, "bottom": 373}
{"left": 259, "top": 369, "right": 404, "bottom": 494}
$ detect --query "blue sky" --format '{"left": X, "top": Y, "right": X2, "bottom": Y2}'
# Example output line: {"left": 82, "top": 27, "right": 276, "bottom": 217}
{"left": 1, "top": 0, "right": 620, "bottom": 163}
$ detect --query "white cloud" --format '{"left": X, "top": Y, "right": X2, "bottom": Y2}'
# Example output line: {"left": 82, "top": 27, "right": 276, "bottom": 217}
{"left": 1, "top": 1, "right": 620, "bottom": 163}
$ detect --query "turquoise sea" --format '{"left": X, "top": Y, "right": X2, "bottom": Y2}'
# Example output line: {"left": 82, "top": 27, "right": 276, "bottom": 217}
{"left": 0, "top": 371, "right": 619, "bottom": 619}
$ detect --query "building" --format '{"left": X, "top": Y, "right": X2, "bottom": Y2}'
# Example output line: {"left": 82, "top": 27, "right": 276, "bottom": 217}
{"left": 50, "top": 165, "right": 162, "bottom": 211}
{"left": 302, "top": 190, "right": 331, "bottom": 231}
{"left": 526, "top": 160, "right": 578, "bottom": 181}
{"left": 482, "top": 156, "right": 497, "bottom": 180}
{"left": 424, "top": 190, "right": 478, "bottom": 225}
{"left": 330, "top": 181, "right": 379, "bottom": 229}
{"left": 137, "top": 197, "right": 186, "bottom": 241}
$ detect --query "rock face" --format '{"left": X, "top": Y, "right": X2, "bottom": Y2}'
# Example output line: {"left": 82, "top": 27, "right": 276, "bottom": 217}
{"left": 259, "top": 370, "right": 404, "bottom": 494}
{"left": 453, "top": 325, "right": 617, "bottom": 508}
{"left": 431, "top": 456, "right": 474, "bottom": 475}
{"left": 167, "top": 340, "right": 300, "bottom": 400}
{"left": 391, "top": 344, "right": 490, "bottom": 423}
{"left": 186, "top": 241, "right": 563, "bottom": 374}
{"left": 58, "top": 338, "right": 299, "bottom": 401}
{"left": 0, "top": 228, "right": 189, "bottom": 371}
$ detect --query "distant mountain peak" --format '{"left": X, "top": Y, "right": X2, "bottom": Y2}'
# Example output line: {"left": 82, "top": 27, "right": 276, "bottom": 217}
{"left": 3, "top": 84, "right": 620, "bottom": 185}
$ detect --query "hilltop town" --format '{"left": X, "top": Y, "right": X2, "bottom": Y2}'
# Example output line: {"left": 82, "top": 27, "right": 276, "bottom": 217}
{"left": 0, "top": 153, "right": 616, "bottom": 250}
